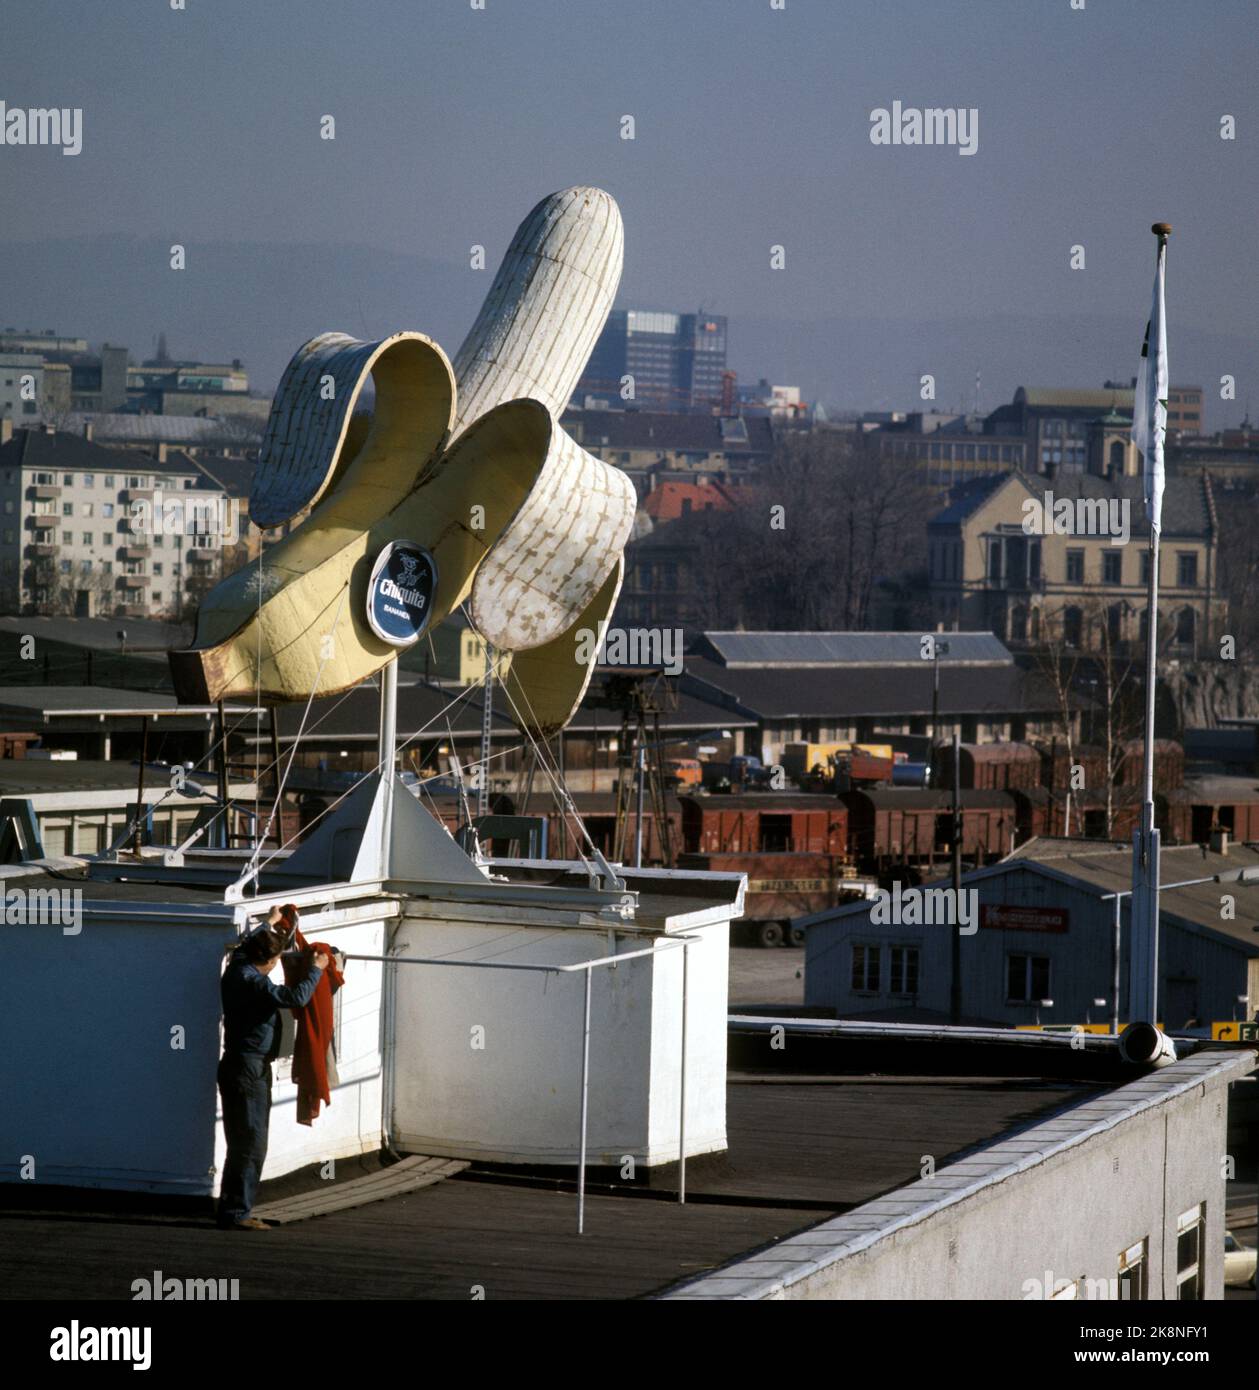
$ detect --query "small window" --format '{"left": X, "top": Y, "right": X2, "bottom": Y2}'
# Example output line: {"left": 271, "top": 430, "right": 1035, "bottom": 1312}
{"left": 1118, "top": 1238, "right": 1148, "bottom": 1301}
{"left": 83, "top": 474, "right": 94, "bottom": 486}
{"left": 1175, "top": 607, "right": 1196, "bottom": 646}
{"left": 1177, "top": 552, "right": 1198, "bottom": 587}
{"left": 851, "top": 944, "right": 880, "bottom": 994}
{"left": 1066, "top": 549, "right": 1084, "bottom": 584}
{"left": 1102, "top": 551, "right": 1122, "bottom": 585}
{"left": 1007, "top": 953, "right": 1050, "bottom": 1003}
{"left": 1176, "top": 1205, "right": 1204, "bottom": 1300}
{"left": 889, "top": 946, "right": 920, "bottom": 996}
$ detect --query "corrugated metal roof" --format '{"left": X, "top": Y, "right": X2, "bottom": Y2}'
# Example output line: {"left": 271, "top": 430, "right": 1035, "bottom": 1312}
{"left": 682, "top": 656, "right": 1076, "bottom": 721}
{"left": 697, "top": 631, "right": 1012, "bottom": 668}
{"left": 994, "top": 839, "right": 1259, "bottom": 950}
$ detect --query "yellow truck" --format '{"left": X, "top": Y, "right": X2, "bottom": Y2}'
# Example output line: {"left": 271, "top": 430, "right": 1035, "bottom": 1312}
{"left": 782, "top": 741, "right": 895, "bottom": 782}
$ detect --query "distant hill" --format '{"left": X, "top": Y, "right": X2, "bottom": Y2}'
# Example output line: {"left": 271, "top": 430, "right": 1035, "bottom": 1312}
{"left": 2, "top": 235, "right": 1254, "bottom": 433}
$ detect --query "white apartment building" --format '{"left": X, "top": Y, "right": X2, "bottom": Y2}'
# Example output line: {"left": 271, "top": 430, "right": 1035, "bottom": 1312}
{"left": 0, "top": 422, "right": 230, "bottom": 619}
{"left": 0, "top": 354, "right": 45, "bottom": 423}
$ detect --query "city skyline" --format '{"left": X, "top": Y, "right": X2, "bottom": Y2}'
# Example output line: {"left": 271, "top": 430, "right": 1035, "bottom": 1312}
{"left": 1, "top": 0, "right": 1256, "bottom": 421}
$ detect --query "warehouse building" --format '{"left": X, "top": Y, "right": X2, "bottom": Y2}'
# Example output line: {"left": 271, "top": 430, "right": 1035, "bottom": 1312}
{"left": 682, "top": 630, "right": 1083, "bottom": 765}
{"left": 0, "top": 757, "right": 258, "bottom": 858}
{"left": 802, "top": 838, "right": 1259, "bottom": 1030}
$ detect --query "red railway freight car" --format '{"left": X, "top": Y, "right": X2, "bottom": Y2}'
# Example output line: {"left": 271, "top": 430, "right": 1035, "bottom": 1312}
{"left": 1010, "top": 786, "right": 1144, "bottom": 843}
{"left": 1160, "top": 777, "right": 1259, "bottom": 846}
{"left": 678, "top": 793, "right": 848, "bottom": 857}
{"left": 1039, "top": 742, "right": 1108, "bottom": 792}
{"left": 843, "top": 788, "right": 1017, "bottom": 874}
{"left": 677, "top": 850, "right": 872, "bottom": 947}
{"left": 1115, "top": 739, "right": 1184, "bottom": 792}
{"left": 932, "top": 742, "right": 1041, "bottom": 792}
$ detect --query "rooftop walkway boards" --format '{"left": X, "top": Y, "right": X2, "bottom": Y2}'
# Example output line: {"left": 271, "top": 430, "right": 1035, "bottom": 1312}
{"left": 252, "top": 1155, "right": 469, "bottom": 1225}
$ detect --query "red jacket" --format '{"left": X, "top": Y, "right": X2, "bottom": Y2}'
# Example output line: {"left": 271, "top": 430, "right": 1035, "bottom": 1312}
{"left": 281, "top": 927, "right": 344, "bottom": 1125}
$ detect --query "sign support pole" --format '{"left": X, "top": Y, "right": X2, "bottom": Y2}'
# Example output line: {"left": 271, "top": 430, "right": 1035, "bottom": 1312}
{"left": 378, "top": 656, "right": 398, "bottom": 876}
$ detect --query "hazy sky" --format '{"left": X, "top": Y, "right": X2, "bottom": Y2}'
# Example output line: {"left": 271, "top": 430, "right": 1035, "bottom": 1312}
{"left": 2, "top": 0, "right": 1256, "bottom": 418}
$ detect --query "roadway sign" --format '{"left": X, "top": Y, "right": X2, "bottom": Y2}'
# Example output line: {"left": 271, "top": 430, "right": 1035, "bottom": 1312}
{"left": 1211, "top": 1021, "right": 1259, "bottom": 1042}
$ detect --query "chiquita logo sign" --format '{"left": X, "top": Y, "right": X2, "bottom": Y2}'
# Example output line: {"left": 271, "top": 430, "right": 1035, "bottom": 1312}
{"left": 366, "top": 541, "right": 438, "bottom": 647}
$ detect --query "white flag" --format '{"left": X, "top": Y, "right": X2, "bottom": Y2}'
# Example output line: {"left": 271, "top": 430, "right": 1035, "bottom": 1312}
{"left": 1131, "top": 241, "right": 1168, "bottom": 532}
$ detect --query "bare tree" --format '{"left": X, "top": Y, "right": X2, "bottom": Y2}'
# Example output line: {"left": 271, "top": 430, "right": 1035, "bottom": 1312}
{"left": 692, "top": 430, "right": 937, "bottom": 630}
{"left": 1030, "top": 613, "right": 1084, "bottom": 835}
{"left": 38, "top": 564, "right": 117, "bottom": 619}
{"left": 1033, "top": 595, "right": 1152, "bottom": 837}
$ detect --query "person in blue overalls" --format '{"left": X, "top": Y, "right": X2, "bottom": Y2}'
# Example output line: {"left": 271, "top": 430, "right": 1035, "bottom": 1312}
{"left": 216, "top": 910, "right": 327, "bottom": 1230}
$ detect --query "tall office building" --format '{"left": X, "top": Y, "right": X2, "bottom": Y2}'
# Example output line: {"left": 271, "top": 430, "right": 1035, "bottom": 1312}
{"left": 578, "top": 309, "right": 728, "bottom": 411}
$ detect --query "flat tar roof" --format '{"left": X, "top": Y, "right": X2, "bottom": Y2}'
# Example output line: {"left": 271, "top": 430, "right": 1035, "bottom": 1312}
{"left": 0, "top": 1074, "right": 1096, "bottom": 1300}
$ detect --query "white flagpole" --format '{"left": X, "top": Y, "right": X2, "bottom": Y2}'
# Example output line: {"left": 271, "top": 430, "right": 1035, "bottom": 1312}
{"left": 1128, "top": 222, "right": 1170, "bottom": 1026}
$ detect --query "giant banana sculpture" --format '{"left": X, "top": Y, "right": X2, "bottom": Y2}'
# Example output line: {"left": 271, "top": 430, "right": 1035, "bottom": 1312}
{"left": 170, "top": 186, "right": 634, "bottom": 737}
